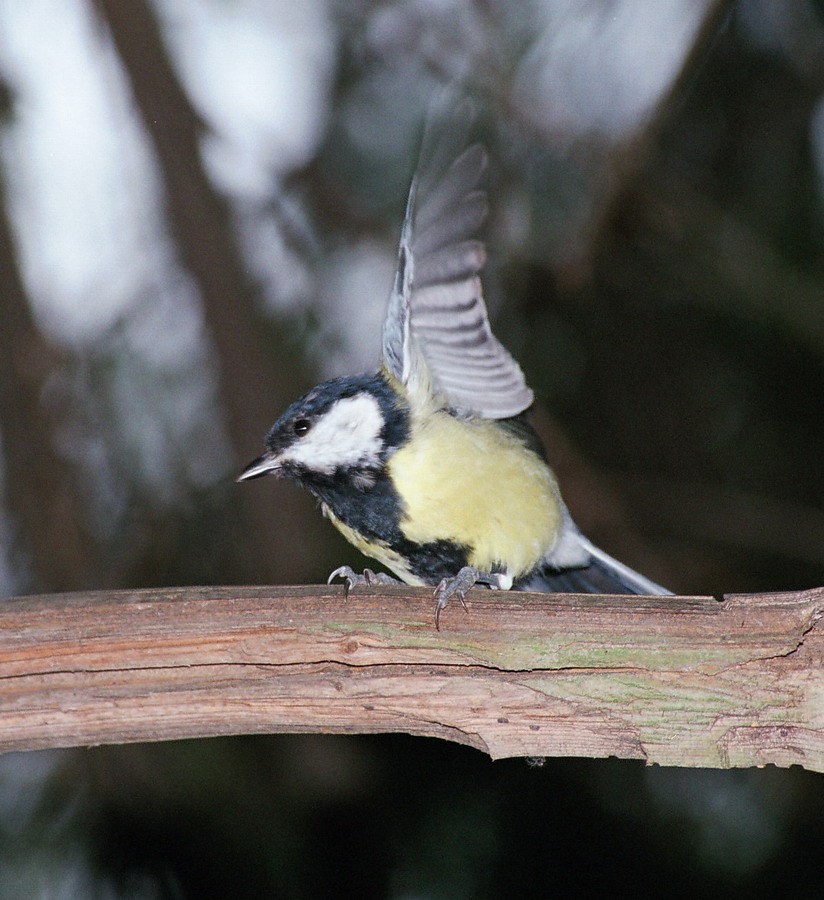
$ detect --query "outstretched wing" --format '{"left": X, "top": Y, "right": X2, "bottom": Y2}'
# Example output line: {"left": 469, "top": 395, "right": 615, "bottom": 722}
{"left": 381, "top": 96, "right": 534, "bottom": 419}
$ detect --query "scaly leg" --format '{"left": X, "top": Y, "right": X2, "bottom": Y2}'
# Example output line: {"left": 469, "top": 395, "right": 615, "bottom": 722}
{"left": 434, "top": 567, "right": 512, "bottom": 629}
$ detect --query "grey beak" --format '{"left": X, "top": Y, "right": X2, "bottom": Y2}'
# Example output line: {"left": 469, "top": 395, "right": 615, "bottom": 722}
{"left": 236, "top": 453, "right": 280, "bottom": 482}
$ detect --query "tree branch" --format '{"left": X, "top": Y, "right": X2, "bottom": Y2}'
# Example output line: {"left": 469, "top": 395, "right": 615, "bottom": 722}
{"left": 1, "top": 585, "right": 822, "bottom": 769}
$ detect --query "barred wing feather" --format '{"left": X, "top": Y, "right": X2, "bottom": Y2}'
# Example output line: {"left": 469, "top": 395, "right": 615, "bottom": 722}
{"left": 381, "top": 99, "right": 533, "bottom": 419}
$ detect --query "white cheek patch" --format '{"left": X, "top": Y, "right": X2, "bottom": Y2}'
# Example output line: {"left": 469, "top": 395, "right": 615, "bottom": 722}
{"left": 283, "top": 393, "right": 384, "bottom": 474}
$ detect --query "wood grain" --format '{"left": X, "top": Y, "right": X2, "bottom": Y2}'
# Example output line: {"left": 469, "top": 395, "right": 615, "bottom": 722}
{"left": 1, "top": 585, "right": 822, "bottom": 769}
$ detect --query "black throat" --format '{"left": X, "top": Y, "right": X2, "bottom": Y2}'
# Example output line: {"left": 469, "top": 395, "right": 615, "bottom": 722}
{"left": 286, "top": 371, "right": 411, "bottom": 543}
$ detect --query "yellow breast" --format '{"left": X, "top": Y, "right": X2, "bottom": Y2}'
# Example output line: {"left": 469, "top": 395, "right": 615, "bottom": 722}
{"left": 387, "top": 411, "right": 561, "bottom": 578}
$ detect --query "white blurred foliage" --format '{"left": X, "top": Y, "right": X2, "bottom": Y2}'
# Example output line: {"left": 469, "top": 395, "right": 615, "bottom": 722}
{"left": 0, "top": 0, "right": 333, "bottom": 337}
{"left": 154, "top": 0, "right": 335, "bottom": 320}
{"left": 0, "top": 0, "right": 710, "bottom": 400}
{"left": 0, "top": 0, "right": 334, "bottom": 517}
{"left": 316, "top": 240, "right": 397, "bottom": 379}
{"left": 0, "top": 0, "right": 167, "bottom": 343}
{"left": 0, "top": 0, "right": 729, "bottom": 511}
{"left": 518, "top": 0, "right": 711, "bottom": 142}
{"left": 154, "top": 0, "right": 333, "bottom": 197}
{"left": 0, "top": 0, "right": 230, "bottom": 522}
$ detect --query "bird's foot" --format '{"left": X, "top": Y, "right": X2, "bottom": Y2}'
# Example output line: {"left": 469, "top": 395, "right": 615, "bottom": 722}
{"left": 328, "top": 566, "right": 400, "bottom": 599}
{"left": 433, "top": 567, "right": 512, "bottom": 630}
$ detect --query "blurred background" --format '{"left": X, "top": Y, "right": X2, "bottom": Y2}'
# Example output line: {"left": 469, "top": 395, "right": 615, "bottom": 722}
{"left": 1, "top": 0, "right": 824, "bottom": 896}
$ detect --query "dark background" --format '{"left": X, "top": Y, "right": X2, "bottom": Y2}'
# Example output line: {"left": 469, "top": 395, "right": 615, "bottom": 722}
{"left": 1, "top": 0, "right": 824, "bottom": 896}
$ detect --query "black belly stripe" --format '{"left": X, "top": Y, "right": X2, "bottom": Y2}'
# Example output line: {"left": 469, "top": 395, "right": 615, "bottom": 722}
{"left": 391, "top": 537, "right": 469, "bottom": 584}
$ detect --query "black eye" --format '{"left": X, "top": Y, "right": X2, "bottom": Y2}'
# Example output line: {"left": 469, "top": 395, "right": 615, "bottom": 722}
{"left": 293, "top": 418, "right": 311, "bottom": 436}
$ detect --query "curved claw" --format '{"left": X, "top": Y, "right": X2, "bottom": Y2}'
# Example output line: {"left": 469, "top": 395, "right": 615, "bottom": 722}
{"left": 433, "top": 572, "right": 472, "bottom": 630}
{"left": 327, "top": 565, "right": 360, "bottom": 599}
{"left": 328, "top": 566, "right": 400, "bottom": 599}
{"left": 433, "top": 567, "right": 512, "bottom": 630}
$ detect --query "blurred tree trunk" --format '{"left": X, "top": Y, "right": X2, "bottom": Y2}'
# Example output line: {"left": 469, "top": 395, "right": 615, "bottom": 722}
{"left": 90, "top": 0, "right": 323, "bottom": 583}
{"left": 0, "top": 86, "right": 99, "bottom": 592}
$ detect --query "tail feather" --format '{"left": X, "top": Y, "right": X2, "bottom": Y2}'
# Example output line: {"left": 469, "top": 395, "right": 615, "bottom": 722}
{"left": 515, "top": 536, "right": 670, "bottom": 596}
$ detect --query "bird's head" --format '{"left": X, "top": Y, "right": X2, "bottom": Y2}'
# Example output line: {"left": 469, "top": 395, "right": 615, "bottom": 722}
{"left": 237, "top": 373, "right": 409, "bottom": 490}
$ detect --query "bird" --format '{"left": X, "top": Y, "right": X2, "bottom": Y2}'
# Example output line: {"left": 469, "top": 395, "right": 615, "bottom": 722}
{"left": 238, "top": 95, "right": 669, "bottom": 627}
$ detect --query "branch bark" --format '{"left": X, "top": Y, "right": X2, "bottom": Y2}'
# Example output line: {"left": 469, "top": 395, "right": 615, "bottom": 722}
{"left": 2, "top": 585, "right": 822, "bottom": 768}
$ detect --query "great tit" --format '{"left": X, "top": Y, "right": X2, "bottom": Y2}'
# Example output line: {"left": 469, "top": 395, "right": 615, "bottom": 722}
{"left": 238, "top": 98, "right": 669, "bottom": 625}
